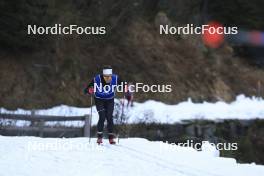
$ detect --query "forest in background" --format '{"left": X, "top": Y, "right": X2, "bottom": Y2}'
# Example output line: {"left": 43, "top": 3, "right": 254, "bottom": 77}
{"left": 0, "top": 0, "right": 264, "bottom": 109}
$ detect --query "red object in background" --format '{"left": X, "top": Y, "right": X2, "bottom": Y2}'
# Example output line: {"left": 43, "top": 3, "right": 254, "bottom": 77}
{"left": 249, "top": 31, "right": 262, "bottom": 45}
{"left": 202, "top": 21, "right": 225, "bottom": 48}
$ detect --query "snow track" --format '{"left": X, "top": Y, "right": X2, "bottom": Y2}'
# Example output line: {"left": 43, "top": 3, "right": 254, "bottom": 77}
{"left": 0, "top": 136, "right": 263, "bottom": 176}
{"left": 113, "top": 144, "right": 222, "bottom": 176}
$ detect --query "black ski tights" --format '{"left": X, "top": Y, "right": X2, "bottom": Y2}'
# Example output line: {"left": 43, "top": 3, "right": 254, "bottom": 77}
{"left": 95, "top": 98, "right": 114, "bottom": 133}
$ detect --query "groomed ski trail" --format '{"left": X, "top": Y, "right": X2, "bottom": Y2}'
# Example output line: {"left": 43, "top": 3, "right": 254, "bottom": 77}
{"left": 0, "top": 136, "right": 263, "bottom": 176}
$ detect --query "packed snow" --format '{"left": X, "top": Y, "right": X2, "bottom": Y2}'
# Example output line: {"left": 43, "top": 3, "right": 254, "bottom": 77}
{"left": 0, "top": 136, "right": 263, "bottom": 176}
{"left": 0, "top": 95, "right": 264, "bottom": 127}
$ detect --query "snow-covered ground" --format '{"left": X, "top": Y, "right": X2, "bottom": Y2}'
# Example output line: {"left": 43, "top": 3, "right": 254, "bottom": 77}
{"left": 0, "top": 136, "right": 263, "bottom": 176}
{"left": 1, "top": 95, "right": 264, "bottom": 126}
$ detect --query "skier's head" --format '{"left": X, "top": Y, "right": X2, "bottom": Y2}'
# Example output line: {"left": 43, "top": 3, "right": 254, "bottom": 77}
{"left": 102, "top": 65, "right": 112, "bottom": 83}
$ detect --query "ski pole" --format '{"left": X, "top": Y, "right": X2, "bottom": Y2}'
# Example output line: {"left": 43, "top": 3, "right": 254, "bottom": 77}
{"left": 89, "top": 95, "right": 93, "bottom": 143}
{"left": 118, "top": 94, "right": 126, "bottom": 143}
{"left": 121, "top": 95, "right": 125, "bottom": 123}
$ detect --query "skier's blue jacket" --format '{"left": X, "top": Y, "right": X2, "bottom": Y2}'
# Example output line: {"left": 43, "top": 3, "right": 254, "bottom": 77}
{"left": 94, "top": 74, "right": 118, "bottom": 99}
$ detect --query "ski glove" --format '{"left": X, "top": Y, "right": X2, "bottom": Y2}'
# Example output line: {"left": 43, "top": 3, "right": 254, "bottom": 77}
{"left": 83, "top": 87, "right": 94, "bottom": 95}
{"left": 88, "top": 87, "right": 94, "bottom": 94}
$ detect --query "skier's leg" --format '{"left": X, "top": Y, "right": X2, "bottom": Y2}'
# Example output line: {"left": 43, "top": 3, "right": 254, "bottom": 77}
{"left": 127, "top": 96, "right": 131, "bottom": 107}
{"left": 105, "top": 99, "right": 115, "bottom": 144}
{"left": 95, "top": 98, "right": 106, "bottom": 138}
{"left": 105, "top": 99, "right": 114, "bottom": 133}
{"left": 130, "top": 95, "right": 134, "bottom": 107}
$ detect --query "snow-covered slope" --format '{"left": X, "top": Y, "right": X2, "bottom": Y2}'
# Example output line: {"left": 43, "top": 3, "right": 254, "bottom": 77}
{"left": 0, "top": 136, "right": 263, "bottom": 176}
{"left": 1, "top": 95, "right": 264, "bottom": 126}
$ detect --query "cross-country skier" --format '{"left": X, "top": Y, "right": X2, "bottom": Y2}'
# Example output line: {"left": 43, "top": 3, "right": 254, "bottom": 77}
{"left": 84, "top": 65, "right": 125, "bottom": 144}
{"left": 124, "top": 82, "right": 134, "bottom": 107}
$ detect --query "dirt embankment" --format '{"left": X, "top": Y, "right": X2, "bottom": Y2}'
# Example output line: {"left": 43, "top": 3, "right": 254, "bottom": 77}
{"left": 1, "top": 0, "right": 264, "bottom": 109}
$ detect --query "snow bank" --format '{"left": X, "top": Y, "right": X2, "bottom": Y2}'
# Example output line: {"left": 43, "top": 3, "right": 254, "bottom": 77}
{"left": 0, "top": 95, "right": 264, "bottom": 126}
{"left": 127, "top": 94, "right": 264, "bottom": 123}
{"left": 0, "top": 136, "right": 263, "bottom": 176}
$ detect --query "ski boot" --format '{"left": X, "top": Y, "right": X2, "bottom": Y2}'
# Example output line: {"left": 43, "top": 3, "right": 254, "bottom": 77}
{"left": 108, "top": 133, "right": 116, "bottom": 145}
{"left": 97, "top": 138, "right": 103, "bottom": 145}
{"left": 97, "top": 132, "right": 103, "bottom": 145}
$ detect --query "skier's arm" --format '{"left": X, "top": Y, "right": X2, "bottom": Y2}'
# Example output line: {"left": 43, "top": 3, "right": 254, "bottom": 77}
{"left": 87, "top": 79, "right": 94, "bottom": 88}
